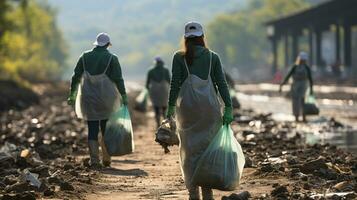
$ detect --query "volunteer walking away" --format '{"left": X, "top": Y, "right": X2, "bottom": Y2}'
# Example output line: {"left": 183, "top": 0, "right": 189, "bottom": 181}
{"left": 146, "top": 57, "right": 171, "bottom": 127}
{"left": 279, "top": 52, "right": 314, "bottom": 122}
{"left": 166, "top": 21, "right": 234, "bottom": 200}
{"left": 68, "top": 33, "right": 128, "bottom": 169}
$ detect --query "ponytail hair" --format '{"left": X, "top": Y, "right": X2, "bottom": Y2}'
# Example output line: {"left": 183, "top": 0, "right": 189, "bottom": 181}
{"left": 183, "top": 35, "right": 206, "bottom": 65}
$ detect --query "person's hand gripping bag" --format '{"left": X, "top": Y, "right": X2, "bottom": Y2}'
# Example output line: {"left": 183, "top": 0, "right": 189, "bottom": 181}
{"left": 191, "top": 125, "right": 245, "bottom": 191}
{"left": 104, "top": 106, "right": 135, "bottom": 156}
{"left": 304, "top": 95, "right": 319, "bottom": 115}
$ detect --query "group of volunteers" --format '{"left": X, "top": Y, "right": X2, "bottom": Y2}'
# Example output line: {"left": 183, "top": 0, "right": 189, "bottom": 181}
{"left": 67, "top": 21, "right": 314, "bottom": 200}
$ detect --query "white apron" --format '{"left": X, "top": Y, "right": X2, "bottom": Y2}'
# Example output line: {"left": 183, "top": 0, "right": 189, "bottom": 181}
{"left": 176, "top": 52, "right": 222, "bottom": 189}
{"left": 149, "top": 80, "right": 169, "bottom": 107}
{"left": 75, "top": 55, "right": 121, "bottom": 121}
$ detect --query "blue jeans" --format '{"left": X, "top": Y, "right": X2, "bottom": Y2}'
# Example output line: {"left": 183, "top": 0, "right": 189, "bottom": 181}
{"left": 87, "top": 120, "right": 107, "bottom": 141}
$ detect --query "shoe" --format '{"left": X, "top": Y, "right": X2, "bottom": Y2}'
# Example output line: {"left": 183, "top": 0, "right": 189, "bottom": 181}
{"left": 202, "top": 187, "right": 214, "bottom": 200}
{"left": 88, "top": 140, "right": 101, "bottom": 167}
{"left": 188, "top": 187, "right": 200, "bottom": 200}
{"left": 99, "top": 137, "right": 111, "bottom": 167}
{"left": 89, "top": 162, "right": 103, "bottom": 170}
{"left": 228, "top": 191, "right": 251, "bottom": 200}
{"left": 103, "top": 161, "right": 111, "bottom": 168}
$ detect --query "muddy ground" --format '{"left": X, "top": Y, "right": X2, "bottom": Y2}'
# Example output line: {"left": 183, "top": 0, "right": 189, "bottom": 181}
{"left": 1, "top": 83, "right": 357, "bottom": 200}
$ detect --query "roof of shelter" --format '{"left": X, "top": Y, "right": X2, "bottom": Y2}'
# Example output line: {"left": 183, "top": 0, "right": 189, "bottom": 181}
{"left": 265, "top": 0, "right": 357, "bottom": 28}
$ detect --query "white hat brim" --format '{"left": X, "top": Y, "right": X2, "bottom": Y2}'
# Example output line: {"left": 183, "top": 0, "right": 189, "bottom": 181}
{"left": 93, "top": 41, "right": 108, "bottom": 46}
{"left": 184, "top": 31, "right": 203, "bottom": 38}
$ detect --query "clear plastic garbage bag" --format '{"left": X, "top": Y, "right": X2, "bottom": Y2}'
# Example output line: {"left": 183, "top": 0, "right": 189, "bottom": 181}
{"left": 304, "top": 95, "right": 319, "bottom": 115}
{"left": 230, "top": 89, "right": 241, "bottom": 109}
{"left": 104, "top": 106, "right": 135, "bottom": 156}
{"left": 191, "top": 125, "right": 245, "bottom": 191}
{"left": 134, "top": 89, "right": 148, "bottom": 112}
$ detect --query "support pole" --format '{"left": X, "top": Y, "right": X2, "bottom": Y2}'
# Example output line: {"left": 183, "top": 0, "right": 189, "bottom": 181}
{"left": 271, "top": 37, "right": 278, "bottom": 74}
{"left": 292, "top": 32, "right": 299, "bottom": 61}
{"left": 336, "top": 24, "right": 341, "bottom": 62}
{"left": 316, "top": 29, "right": 323, "bottom": 67}
{"left": 343, "top": 22, "right": 351, "bottom": 67}
{"left": 308, "top": 27, "right": 314, "bottom": 66}
{"left": 284, "top": 34, "right": 289, "bottom": 67}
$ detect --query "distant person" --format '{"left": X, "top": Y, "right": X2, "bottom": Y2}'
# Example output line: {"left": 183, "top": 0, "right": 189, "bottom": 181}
{"left": 166, "top": 21, "right": 233, "bottom": 200}
{"left": 273, "top": 70, "right": 283, "bottom": 84}
{"left": 225, "top": 71, "right": 235, "bottom": 89}
{"left": 332, "top": 59, "right": 342, "bottom": 80}
{"left": 225, "top": 71, "right": 241, "bottom": 109}
{"left": 279, "top": 52, "right": 313, "bottom": 122}
{"left": 67, "top": 33, "right": 128, "bottom": 169}
{"left": 146, "top": 57, "right": 171, "bottom": 127}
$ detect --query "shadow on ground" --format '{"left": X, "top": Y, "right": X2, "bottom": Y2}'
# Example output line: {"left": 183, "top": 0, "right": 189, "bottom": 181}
{"left": 101, "top": 168, "right": 148, "bottom": 177}
{"left": 111, "top": 159, "right": 141, "bottom": 164}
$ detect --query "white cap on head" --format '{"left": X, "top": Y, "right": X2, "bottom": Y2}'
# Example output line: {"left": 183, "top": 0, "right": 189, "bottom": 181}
{"left": 93, "top": 32, "right": 111, "bottom": 46}
{"left": 299, "top": 51, "right": 308, "bottom": 61}
{"left": 184, "top": 21, "right": 204, "bottom": 38}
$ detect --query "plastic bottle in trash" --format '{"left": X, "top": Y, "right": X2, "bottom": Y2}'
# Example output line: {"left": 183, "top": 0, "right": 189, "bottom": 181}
{"left": 23, "top": 169, "right": 42, "bottom": 188}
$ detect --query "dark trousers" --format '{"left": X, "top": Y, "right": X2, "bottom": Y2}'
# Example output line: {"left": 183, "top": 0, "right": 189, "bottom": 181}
{"left": 87, "top": 120, "right": 108, "bottom": 141}
{"left": 154, "top": 106, "right": 167, "bottom": 127}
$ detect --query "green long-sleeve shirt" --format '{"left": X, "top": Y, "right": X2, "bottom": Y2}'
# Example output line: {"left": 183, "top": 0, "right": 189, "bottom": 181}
{"left": 168, "top": 45, "right": 232, "bottom": 107}
{"left": 146, "top": 63, "right": 171, "bottom": 89}
{"left": 70, "top": 46, "right": 126, "bottom": 96}
{"left": 281, "top": 64, "right": 313, "bottom": 92}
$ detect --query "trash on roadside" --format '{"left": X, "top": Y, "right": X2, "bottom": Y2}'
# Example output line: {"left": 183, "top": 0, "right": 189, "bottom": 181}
{"left": 22, "top": 169, "right": 42, "bottom": 188}
{"left": 134, "top": 88, "right": 148, "bottom": 112}
{"left": 230, "top": 89, "right": 241, "bottom": 109}
{"left": 20, "top": 149, "right": 31, "bottom": 159}
{"left": 104, "top": 106, "right": 135, "bottom": 156}
{"left": 155, "top": 118, "right": 179, "bottom": 153}
{"left": 192, "top": 125, "right": 245, "bottom": 191}
{"left": 303, "top": 95, "right": 319, "bottom": 115}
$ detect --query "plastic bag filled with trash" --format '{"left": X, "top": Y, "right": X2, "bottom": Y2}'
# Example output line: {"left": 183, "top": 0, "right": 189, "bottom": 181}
{"left": 104, "top": 106, "right": 134, "bottom": 156}
{"left": 155, "top": 118, "right": 179, "bottom": 153}
{"left": 191, "top": 125, "right": 245, "bottom": 191}
{"left": 134, "top": 89, "right": 148, "bottom": 112}
{"left": 304, "top": 95, "right": 319, "bottom": 115}
{"left": 230, "top": 89, "right": 240, "bottom": 109}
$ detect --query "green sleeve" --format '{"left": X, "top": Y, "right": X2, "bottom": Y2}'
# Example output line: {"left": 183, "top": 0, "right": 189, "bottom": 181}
{"left": 106, "top": 55, "right": 126, "bottom": 95}
{"left": 306, "top": 65, "right": 313, "bottom": 92}
{"left": 211, "top": 54, "right": 232, "bottom": 107}
{"left": 70, "top": 55, "right": 84, "bottom": 95}
{"left": 281, "top": 65, "right": 296, "bottom": 85}
{"left": 168, "top": 53, "right": 184, "bottom": 106}
{"left": 145, "top": 70, "right": 151, "bottom": 89}
{"left": 165, "top": 68, "right": 171, "bottom": 83}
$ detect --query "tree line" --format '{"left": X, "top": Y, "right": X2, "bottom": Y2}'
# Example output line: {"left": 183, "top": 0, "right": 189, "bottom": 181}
{"left": 207, "top": 0, "right": 318, "bottom": 77}
{"left": 0, "top": 0, "right": 67, "bottom": 83}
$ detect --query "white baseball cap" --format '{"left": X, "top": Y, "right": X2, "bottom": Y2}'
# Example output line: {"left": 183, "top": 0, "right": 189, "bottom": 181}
{"left": 184, "top": 21, "right": 204, "bottom": 38}
{"left": 299, "top": 51, "right": 308, "bottom": 60}
{"left": 93, "top": 32, "right": 111, "bottom": 46}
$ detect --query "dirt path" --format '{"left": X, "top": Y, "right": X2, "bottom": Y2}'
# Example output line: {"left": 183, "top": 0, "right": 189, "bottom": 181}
{"left": 1, "top": 83, "right": 356, "bottom": 200}
{"left": 86, "top": 111, "right": 186, "bottom": 199}
{"left": 85, "top": 111, "right": 287, "bottom": 200}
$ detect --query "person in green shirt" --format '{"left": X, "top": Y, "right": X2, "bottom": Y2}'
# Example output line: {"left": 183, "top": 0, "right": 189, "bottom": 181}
{"left": 146, "top": 57, "right": 171, "bottom": 127}
{"left": 68, "top": 33, "right": 128, "bottom": 169}
{"left": 166, "top": 21, "right": 233, "bottom": 200}
{"left": 279, "top": 52, "right": 313, "bottom": 122}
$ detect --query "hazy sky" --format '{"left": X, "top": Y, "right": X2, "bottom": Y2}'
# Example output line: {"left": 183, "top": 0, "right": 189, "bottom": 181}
{"left": 47, "top": 0, "right": 245, "bottom": 78}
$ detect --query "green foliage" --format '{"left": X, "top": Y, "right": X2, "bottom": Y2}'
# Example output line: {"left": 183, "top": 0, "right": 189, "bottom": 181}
{"left": 47, "top": 0, "right": 243, "bottom": 76}
{"left": 0, "top": 0, "right": 67, "bottom": 83}
{"left": 207, "top": 0, "right": 312, "bottom": 73}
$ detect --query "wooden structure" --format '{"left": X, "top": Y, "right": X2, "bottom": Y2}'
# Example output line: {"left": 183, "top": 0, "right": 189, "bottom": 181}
{"left": 265, "top": 0, "right": 357, "bottom": 73}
